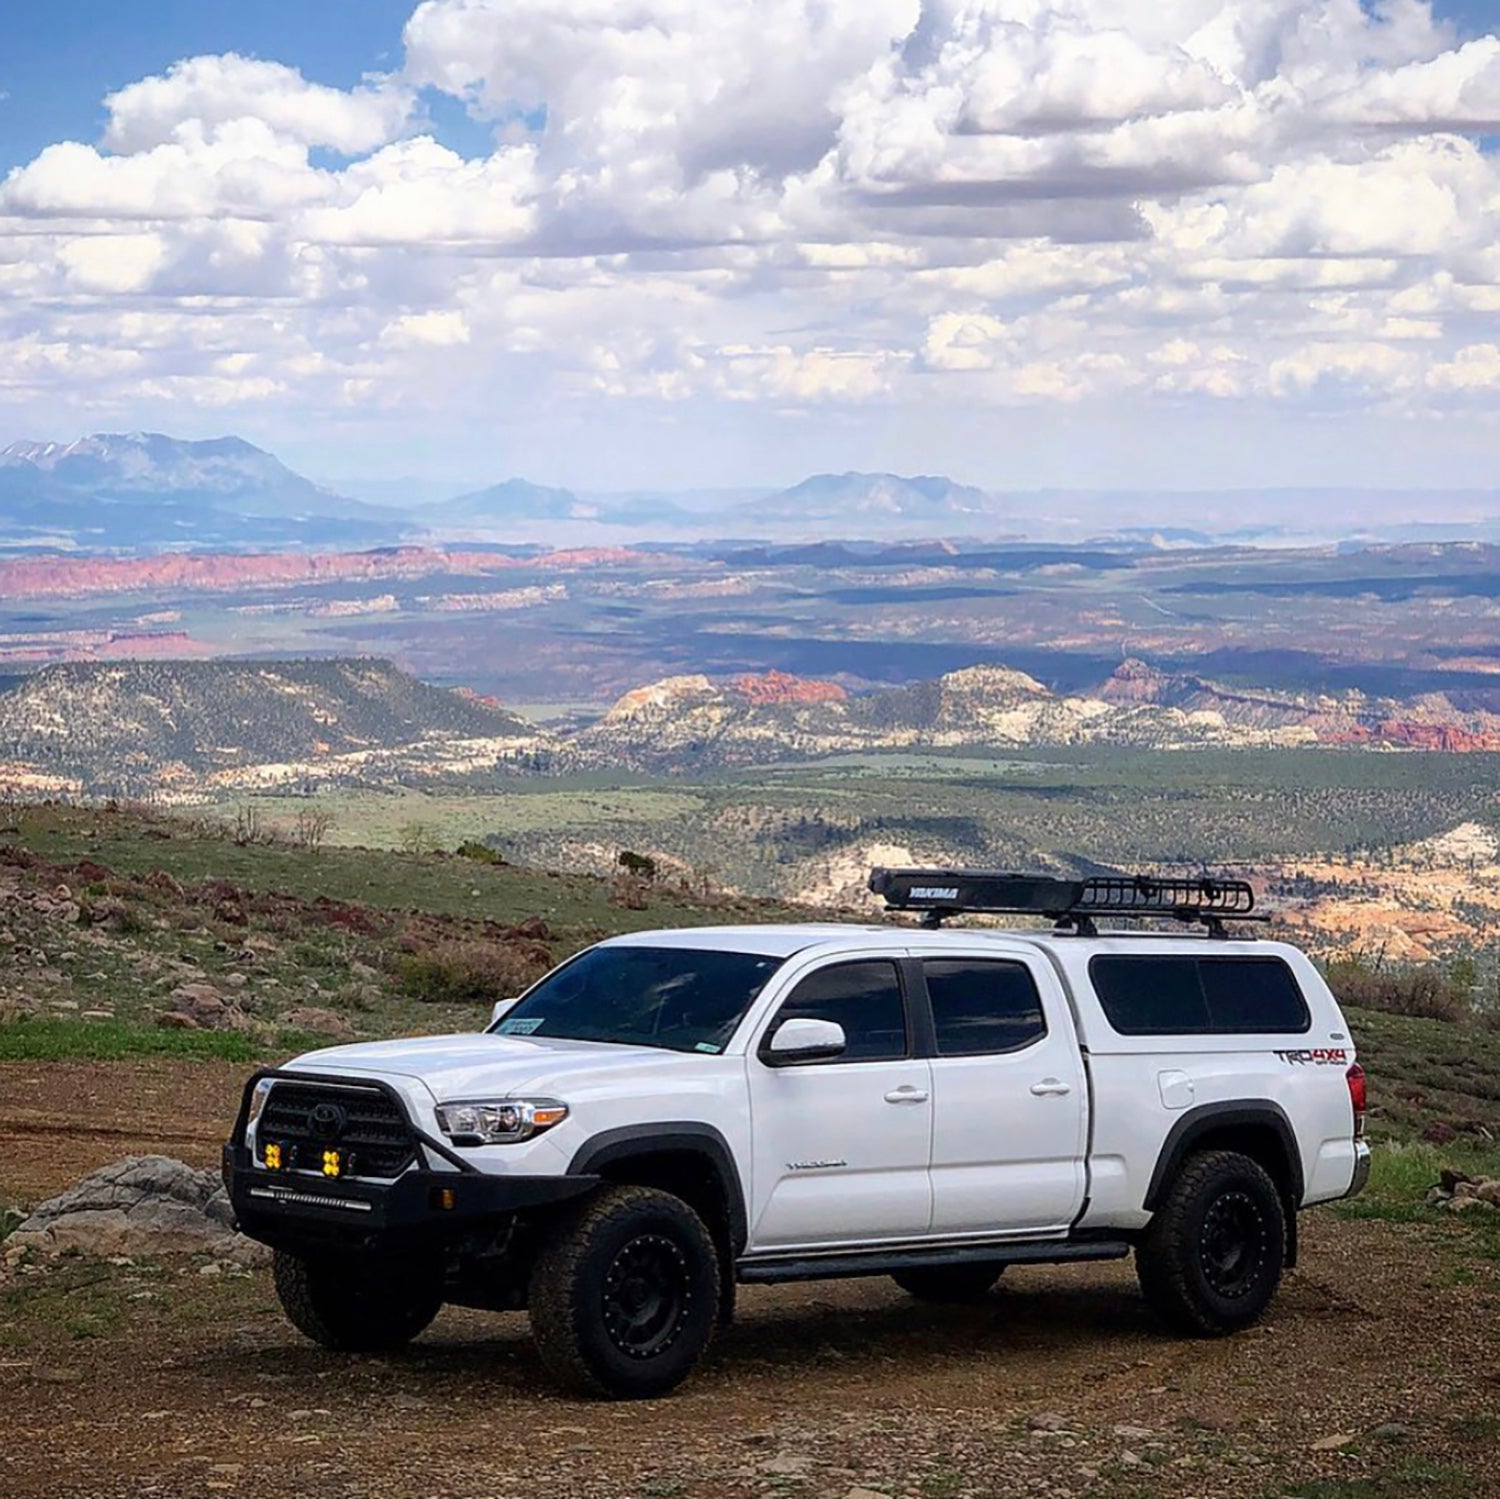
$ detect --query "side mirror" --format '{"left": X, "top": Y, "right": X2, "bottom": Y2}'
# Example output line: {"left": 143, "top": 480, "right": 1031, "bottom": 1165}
{"left": 490, "top": 998, "right": 519, "bottom": 1029}
{"left": 765, "top": 1017, "right": 846, "bottom": 1066}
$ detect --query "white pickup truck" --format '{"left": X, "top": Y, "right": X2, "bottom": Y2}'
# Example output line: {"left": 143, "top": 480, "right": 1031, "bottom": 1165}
{"left": 225, "top": 870, "right": 1370, "bottom": 1398}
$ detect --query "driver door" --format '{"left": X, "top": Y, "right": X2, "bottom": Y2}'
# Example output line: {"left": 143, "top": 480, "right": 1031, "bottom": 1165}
{"left": 746, "top": 956, "right": 932, "bottom": 1252}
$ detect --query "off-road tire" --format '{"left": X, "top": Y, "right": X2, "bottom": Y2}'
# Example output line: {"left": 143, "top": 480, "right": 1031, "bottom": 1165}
{"left": 272, "top": 1250, "right": 443, "bottom": 1352}
{"left": 1136, "top": 1149, "right": 1286, "bottom": 1337}
{"left": 891, "top": 1263, "right": 1007, "bottom": 1302}
{"left": 529, "top": 1184, "right": 720, "bottom": 1399}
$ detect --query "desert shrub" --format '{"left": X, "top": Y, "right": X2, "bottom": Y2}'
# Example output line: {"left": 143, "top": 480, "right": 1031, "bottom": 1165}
{"left": 292, "top": 807, "right": 335, "bottom": 851}
{"left": 0, "top": 1207, "right": 25, "bottom": 1244}
{"left": 231, "top": 804, "right": 282, "bottom": 847}
{"left": 456, "top": 840, "right": 505, "bottom": 865}
{"left": 617, "top": 849, "right": 657, "bottom": 881}
{"left": 1327, "top": 960, "right": 1472, "bottom": 1024}
{"left": 111, "top": 902, "right": 157, "bottom": 937}
{"left": 397, "top": 940, "right": 541, "bottom": 1004}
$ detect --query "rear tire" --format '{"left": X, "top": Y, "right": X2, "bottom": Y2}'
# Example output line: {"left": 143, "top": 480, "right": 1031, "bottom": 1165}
{"left": 272, "top": 1251, "right": 443, "bottom": 1352}
{"left": 891, "top": 1263, "right": 1006, "bottom": 1303}
{"left": 1136, "top": 1149, "right": 1286, "bottom": 1337}
{"left": 530, "top": 1184, "right": 720, "bottom": 1399}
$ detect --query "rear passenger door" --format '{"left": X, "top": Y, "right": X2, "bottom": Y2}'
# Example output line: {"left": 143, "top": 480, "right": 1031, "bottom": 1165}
{"left": 921, "top": 953, "right": 1089, "bottom": 1237}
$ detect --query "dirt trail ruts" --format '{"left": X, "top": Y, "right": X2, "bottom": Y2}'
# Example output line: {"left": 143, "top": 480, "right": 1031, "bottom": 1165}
{"left": 0, "top": 1059, "right": 242, "bottom": 1202}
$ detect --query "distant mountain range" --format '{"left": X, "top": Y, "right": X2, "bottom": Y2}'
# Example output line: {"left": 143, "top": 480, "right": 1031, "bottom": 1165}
{"left": 5, "top": 655, "right": 1500, "bottom": 799}
{"left": 0, "top": 433, "right": 414, "bottom": 551}
{"left": 6, "top": 430, "right": 1500, "bottom": 554}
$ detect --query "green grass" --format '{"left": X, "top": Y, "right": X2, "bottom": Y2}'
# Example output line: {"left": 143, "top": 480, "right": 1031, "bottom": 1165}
{"left": 0, "top": 1018, "right": 287, "bottom": 1062}
{"left": 1270, "top": 1458, "right": 1477, "bottom": 1498}
{"left": 9, "top": 800, "right": 771, "bottom": 937}
{"left": 1328, "top": 1140, "right": 1500, "bottom": 1262}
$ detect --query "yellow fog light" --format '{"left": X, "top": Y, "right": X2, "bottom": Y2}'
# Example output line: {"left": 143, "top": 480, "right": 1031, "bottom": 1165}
{"left": 321, "top": 1150, "right": 342, "bottom": 1178}
{"left": 263, "top": 1143, "right": 282, "bottom": 1170}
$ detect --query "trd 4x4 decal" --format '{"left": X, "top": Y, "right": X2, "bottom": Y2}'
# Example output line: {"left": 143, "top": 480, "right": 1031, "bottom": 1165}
{"left": 1274, "top": 1048, "right": 1349, "bottom": 1066}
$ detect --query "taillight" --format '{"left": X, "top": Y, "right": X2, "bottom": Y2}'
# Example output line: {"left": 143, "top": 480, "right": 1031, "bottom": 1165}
{"left": 1346, "top": 1063, "right": 1367, "bottom": 1140}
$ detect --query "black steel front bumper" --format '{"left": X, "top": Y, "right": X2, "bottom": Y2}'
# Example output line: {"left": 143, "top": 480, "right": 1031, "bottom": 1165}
{"left": 223, "top": 1068, "right": 598, "bottom": 1255}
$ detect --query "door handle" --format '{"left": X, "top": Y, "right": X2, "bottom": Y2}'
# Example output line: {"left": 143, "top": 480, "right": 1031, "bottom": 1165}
{"left": 1030, "top": 1079, "right": 1072, "bottom": 1097}
{"left": 884, "top": 1086, "right": 930, "bottom": 1105}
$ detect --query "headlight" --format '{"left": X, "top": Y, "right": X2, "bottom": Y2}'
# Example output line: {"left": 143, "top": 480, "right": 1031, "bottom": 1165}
{"left": 246, "top": 1078, "right": 275, "bottom": 1127}
{"left": 434, "top": 1098, "right": 569, "bottom": 1146}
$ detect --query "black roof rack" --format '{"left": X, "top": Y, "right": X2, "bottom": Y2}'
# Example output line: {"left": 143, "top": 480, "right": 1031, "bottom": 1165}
{"left": 868, "top": 867, "right": 1267, "bottom": 938}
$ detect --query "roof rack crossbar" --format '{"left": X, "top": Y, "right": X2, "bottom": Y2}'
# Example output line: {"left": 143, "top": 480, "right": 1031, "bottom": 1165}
{"left": 868, "top": 867, "right": 1266, "bottom": 935}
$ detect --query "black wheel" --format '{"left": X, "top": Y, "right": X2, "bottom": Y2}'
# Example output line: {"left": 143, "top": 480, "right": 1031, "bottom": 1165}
{"left": 272, "top": 1250, "right": 443, "bottom": 1352}
{"left": 1136, "top": 1149, "right": 1286, "bottom": 1337}
{"left": 891, "top": 1263, "right": 1006, "bottom": 1302}
{"left": 530, "top": 1184, "right": 720, "bottom": 1399}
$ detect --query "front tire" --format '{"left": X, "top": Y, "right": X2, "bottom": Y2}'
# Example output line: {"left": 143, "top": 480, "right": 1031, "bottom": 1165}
{"left": 530, "top": 1184, "right": 720, "bottom": 1399}
{"left": 1136, "top": 1149, "right": 1286, "bottom": 1337}
{"left": 272, "top": 1251, "right": 443, "bottom": 1352}
{"left": 891, "top": 1263, "right": 1006, "bottom": 1302}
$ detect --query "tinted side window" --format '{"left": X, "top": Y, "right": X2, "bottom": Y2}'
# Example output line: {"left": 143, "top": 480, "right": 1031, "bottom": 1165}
{"left": 770, "top": 961, "right": 908, "bottom": 1062}
{"left": 1090, "top": 956, "right": 1310, "bottom": 1037}
{"left": 925, "top": 960, "right": 1047, "bottom": 1056}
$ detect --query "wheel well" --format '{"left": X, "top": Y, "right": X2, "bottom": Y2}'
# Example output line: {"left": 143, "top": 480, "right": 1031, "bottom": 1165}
{"left": 595, "top": 1150, "right": 734, "bottom": 1248}
{"left": 1184, "top": 1124, "right": 1296, "bottom": 1202}
{"left": 1144, "top": 1102, "right": 1304, "bottom": 1216}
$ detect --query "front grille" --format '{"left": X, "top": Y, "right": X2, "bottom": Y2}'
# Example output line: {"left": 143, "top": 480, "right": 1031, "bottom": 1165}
{"left": 258, "top": 1081, "right": 417, "bottom": 1179}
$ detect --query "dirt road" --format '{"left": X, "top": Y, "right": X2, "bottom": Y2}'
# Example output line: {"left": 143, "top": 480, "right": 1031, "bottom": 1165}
{"left": 2, "top": 1062, "right": 1497, "bottom": 1499}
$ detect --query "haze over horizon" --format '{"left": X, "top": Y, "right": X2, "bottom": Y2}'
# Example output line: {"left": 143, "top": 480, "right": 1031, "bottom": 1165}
{"left": 5, "top": 2, "right": 1500, "bottom": 508}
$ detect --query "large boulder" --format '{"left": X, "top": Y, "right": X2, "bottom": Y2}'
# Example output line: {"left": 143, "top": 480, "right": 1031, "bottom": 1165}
{"left": 4, "top": 1155, "right": 267, "bottom": 1265}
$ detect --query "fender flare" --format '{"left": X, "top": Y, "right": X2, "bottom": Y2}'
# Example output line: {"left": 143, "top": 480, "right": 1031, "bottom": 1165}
{"left": 1142, "top": 1100, "right": 1304, "bottom": 1215}
{"left": 568, "top": 1123, "right": 748, "bottom": 1252}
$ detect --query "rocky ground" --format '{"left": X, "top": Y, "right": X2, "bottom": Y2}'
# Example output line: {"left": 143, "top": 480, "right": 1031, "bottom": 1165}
{"left": 1, "top": 1059, "right": 1498, "bottom": 1499}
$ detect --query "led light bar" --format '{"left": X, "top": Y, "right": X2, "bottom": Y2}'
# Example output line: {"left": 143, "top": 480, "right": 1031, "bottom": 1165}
{"left": 869, "top": 867, "right": 1263, "bottom": 934}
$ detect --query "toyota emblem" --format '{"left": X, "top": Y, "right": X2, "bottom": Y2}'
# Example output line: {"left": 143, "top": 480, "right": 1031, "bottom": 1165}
{"left": 309, "top": 1102, "right": 348, "bottom": 1140}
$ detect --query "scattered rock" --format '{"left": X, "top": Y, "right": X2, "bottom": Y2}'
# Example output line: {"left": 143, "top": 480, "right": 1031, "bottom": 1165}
{"left": 3, "top": 1155, "right": 268, "bottom": 1266}
{"left": 1422, "top": 1121, "right": 1459, "bottom": 1146}
{"left": 1028, "top": 1412, "right": 1072, "bottom": 1432}
{"left": 280, "top": 1006, "right": 354, "bottom": 1039}
{"left": 162, "top": 982, "right": 256, "bottom": 1032}
{"left": 1428, "top": 1168, "right": 1500, "bottom": 1213}
{"left": 1450, "top": 1194, "right": 1495, "bottom": 1215}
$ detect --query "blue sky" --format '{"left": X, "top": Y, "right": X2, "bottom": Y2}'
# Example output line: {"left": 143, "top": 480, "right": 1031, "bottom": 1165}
{"left": 3, "top": 0, "right": 1494, "bottom": 172}
{"left": 4, "top": 2, "right": 1500, "bottom": 496}
{"left": 0, "top": 1, "right": 499, "bottom": 172}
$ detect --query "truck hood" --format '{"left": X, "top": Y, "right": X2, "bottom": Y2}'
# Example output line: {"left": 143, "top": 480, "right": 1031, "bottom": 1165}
{"left": 285, "top": 1032, "right": 704, "bottom": 1101}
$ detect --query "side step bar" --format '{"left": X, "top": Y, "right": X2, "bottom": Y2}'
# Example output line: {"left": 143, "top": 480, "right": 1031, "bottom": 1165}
{"left": 737, "top": 1237, "right": 1131, "bottom": 1286}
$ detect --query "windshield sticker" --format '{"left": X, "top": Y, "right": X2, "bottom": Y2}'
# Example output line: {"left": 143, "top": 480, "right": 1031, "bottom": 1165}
{"left": 694, "top": 1042, "right": 724, "bottom": 1054}
{"left": 498, "top": 1018, "right": 544, "bottom": 1036}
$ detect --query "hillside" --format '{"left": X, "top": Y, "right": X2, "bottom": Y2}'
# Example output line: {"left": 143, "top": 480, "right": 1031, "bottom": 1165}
{"left": 0, "top": 659, "right": 544, "bottom": 797}
{"left": 568, "top": 659, "right": 1500, "bottom": 771}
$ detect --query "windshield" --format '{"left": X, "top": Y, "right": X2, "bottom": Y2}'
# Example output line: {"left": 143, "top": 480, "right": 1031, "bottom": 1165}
{"left": 491, "top": 944, "right": 785, "bottom": 1054}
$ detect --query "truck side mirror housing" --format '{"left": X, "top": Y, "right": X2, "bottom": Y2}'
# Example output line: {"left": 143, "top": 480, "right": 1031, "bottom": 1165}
{"left": 764, "top": 1017, "right": 846, "bottom": 1066}
{"left": 490, "top": 998, "right": 519, "bottom": 1029}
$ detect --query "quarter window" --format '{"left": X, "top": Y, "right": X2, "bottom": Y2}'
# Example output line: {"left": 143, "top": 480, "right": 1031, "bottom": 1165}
{"left": 768, "top": 961, "right": 908, "bottom": 1063}
{"left": 1090, "top": 956, "right": 1311, "bottom": 1037}
{"left": 925, "top": 959, "right": 1047, "bottom": 1056}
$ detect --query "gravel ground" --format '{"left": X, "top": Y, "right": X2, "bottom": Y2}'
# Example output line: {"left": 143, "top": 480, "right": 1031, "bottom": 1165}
{"left": 2, "top": 1062, "right": 1497, "bottom": 1499}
